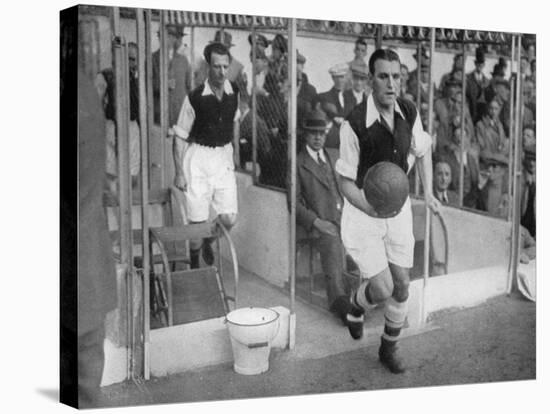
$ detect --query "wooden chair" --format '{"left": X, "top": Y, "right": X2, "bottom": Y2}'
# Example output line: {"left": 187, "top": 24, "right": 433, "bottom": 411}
{"left": 150, "top": 220, "right": 239, "bottom": 326}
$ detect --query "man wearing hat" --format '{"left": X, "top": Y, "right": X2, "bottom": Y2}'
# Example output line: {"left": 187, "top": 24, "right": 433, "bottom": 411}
{"left": 434, "top": 77, "right": 465, "bottom": 151}
{"left": 475, "top": 96, "right": 508, "bottom": 157}
{"left": 195, "top": 30, "right": 247, "bottom": 93}
{"left": 438, "top": 53, "right": 464, "bottom": 97}
{"left": 407, "top": 46, "right": 433, "bottom": 105}
{"left": 318, "top": 63, "right": 348, "bottom": 151}
{"left": 295, "top": 107, "right": 349, "bottom": 322}
{"left": 153, "top": 23, "right": 193, "bottom": 126}
{"left": 466, "top": 46, "right": 490, "bottom": 123}
{"left": 478, "top": 150, "right": 510, "bottom": 217}
{"left": 521, "top": 145, "right": 536, "bottom": 238}
{"left": 343, "top": 60, "right": 370, "bottom": 116}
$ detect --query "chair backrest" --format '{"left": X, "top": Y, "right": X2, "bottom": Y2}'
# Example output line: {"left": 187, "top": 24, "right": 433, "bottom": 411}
{"left": 151, "top": 222, "right": 218, "bottom": 244}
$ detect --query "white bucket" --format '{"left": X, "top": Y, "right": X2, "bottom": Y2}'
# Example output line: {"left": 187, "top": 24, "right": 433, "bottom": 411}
{"left": 225, "top": 307, "right": 280, "bottom": 375}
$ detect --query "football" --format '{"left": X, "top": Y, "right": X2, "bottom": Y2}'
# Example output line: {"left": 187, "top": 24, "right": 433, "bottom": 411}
{"left": 362, "top": 161, "right": 409, "bottom": 218}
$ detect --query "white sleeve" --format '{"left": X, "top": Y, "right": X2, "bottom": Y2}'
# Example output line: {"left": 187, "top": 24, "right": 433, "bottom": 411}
{"left": 409, "top": 111, "right": 432, "bottom": 158}
{"left": 173, "top": 96, "right": 195, "bottom": 140}
{"left": 335, "top": 120, "right": 360, "bottom": 180}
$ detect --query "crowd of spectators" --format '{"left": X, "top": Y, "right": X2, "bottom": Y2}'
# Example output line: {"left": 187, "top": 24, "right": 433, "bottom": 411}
{"left": 100, "top": 25, "right": 536, "bottom": 241}
{"left": 430, "top": 44, "right": 536, "bottom": 240}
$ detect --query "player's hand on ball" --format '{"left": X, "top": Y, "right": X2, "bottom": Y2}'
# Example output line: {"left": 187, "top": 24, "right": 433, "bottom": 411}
{"left": 174, "top": 173, "right": 187, "bottom": 192}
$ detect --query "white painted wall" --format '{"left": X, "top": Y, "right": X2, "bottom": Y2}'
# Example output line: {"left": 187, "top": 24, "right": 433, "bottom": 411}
{"left": 222, "top": 173, "right": 291, "bottom": 288}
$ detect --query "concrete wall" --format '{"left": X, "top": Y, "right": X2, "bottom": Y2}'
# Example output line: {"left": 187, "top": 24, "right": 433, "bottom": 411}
{"left": 222, "top": 173, "right": 291, "bottom": 288}
{"left": 441, "top": 206, "right": 511, "bottom": 273}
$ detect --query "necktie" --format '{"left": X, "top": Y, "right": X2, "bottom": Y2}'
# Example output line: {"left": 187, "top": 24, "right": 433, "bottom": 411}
{"left": 317, "top": 151, "right": 324, "bottom": 165}
{"left": 443, "top": 193, "right": 448, "bottom": 203}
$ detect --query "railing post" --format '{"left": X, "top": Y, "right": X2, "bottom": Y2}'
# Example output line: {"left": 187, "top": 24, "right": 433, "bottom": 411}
{"left": 288, "top": 17, "right": 297, "bottom": 349}
{"left": 136, "top": 7, "right": 150, "bottom": 381}
{"left": 458, "top": 39, "right": 467, "bottom": 207}
{"left": 110, "top": 6, "right": 134, "bottom": 380}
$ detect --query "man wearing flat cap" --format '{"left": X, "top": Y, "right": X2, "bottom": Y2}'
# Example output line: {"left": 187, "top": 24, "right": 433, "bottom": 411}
{"left": 294, "top": 107, "right": 350, "bottom": 323}
{"left": 438, "top": 53, "right": 464, "bottom": 97}
{"left": 153, "top": 23, "right": 193, "bottom": 126}
{"left": 466, "top": 47, "right": 490, "bottom": 123}
{"left": 407, "top": 47, "right": 434, "bottom": 107}
{"left": 318, "top": 63, "right": 348, "bottom": 152}
{"left": 343, "top": 60, "right": 370, "bottom": 116}
{"left": 478, "top": 150, "right": 510, "bottom": 217}
{"left": 434, "top": 77, "right": 465, "bottom": 151}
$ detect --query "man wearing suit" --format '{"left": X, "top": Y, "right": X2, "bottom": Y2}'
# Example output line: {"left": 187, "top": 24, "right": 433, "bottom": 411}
{"left": 433, "top": 160, "right": 459, "bottom": 205}
{"left": 465, "top": 47, "right": 490, "bottom": 123}
{"left": 343, "top": 61, "right": 369, "bottom": 117}
{"left": 318, "top": 63, "right": 348, "bottom": 151}
{"left": 296, "top": 108, "right": 349, "bottom": 322}
{"left": 152, "top": 24, "right": 193, "bottom": 126}
{"left": 435, "top": 126, "right": 481, "bottom": 209}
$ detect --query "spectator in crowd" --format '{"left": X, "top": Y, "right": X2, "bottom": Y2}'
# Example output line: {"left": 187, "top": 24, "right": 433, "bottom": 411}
{"left": 95, "top": 51, "right": 141, "bottom": 191}
{"left": 237, "top": 90, "right": 269, "bottom": 169}
{"left": 237, "top": 89, "right": 286, "bottom": 188}
{"left": 344, "top": 60, "right": 370, "bottom": 116}
{"left": 434, "top": 78, "right": 462, "bottom": 151}
{"left": 435, "top": 125, "right": 481, "bottom": 209}
{"left": 407, "top": 48, "right": 431, "bottom": 105}
{"left": 195, "top": 30, "right": 247, "bottom": 93}
{"left": 249, "top": 46, "right": 270, "bottom": 97}
{"left": 465, "top": 47, "right": 490, "bottom": 123}
{"left": 433, "top": 159, "right": 459, "bottom": 205}
{"left": 152, "top": 24, "right": 192, "bottom": 126}
{"left": 523, "top": 125, "right": 536, "bottom": 148}
{"left": 269, "top": 33, "right": 288, "bottom": 82}
{"left": 498, "top": 57, "right": 508, "bottom": 74}
{"left": 295, "top": 107, "right": 349, "bottom": 323}
{"left": 484, "top": 62, "right": 506, "bottom": 105}
{"left": 318, "top": 63, "right": 348, "bottom": 151}
{"left": 344, "top": 36, "right": 369, "bottom": 90}
{"left": 438, "top": 53, "right": 463, "bottom": 97}
{"left": 399, "top": 63, "right": 413, "bottom": 101}
{"left": 296, "top": 51, "right": 318, "bottom": 144}
{"left": 171, "top": 42, "right": 240, "bottom": 268}
{"left": 523, "top": 78, "right": 536, "bottom": 121}
{"left": 528, "top": 59, "right": 536, "bottom": 84}
{"left": 521, "top": 145, "right": 536, "bottom": 239}
{"left": 248, "top": 32, "right": 270, "bottom": 54}
{"left": 475, "top": 97, "right": 508, "bottom": 157}
{"left": 478, "top": 151, "right": 509, "bottom": 217}
{"left": 489, "top": 78, "right": 534, "bottom": 138}
{"left": 520, "top": 55, "right": 530, "bottom": 76}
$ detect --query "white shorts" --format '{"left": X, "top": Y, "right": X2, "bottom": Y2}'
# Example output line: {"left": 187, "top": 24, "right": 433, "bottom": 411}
{"left": 341, "top": 197, "right": 414, "bottom": 278}
{"left": 183, "top": 142, "right": 238, "bottom": 222}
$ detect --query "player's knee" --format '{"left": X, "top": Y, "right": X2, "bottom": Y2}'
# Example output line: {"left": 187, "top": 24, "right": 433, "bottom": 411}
{"left": 368, "top": 274, "right": 393, "bottom": 303}
{"left": 219, "top": 213, "right": 237, "bottom": 229}
{"left": 392, "top": 277, "right": 410, "bottom": 302}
